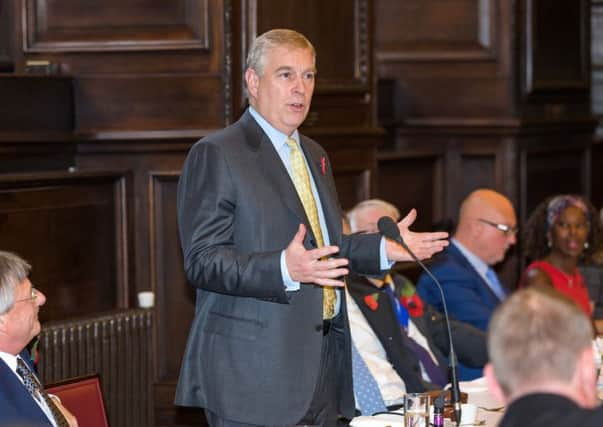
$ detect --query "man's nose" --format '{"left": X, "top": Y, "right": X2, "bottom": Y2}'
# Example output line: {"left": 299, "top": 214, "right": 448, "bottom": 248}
{"left": 36, "top": 290, "right": 47, "bottom": 306}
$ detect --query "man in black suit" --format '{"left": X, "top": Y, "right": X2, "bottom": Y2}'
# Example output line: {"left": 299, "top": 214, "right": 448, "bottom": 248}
{"left": 345, "top": 199, "right": 487, "bottom": 410}
{"left": 175, "top": 29, "right": 449, "bottom": 426}
{"left": 485, "top": 287, "right": 603, "bottom": 427}
{"left": 0, "top": 250, "right": 77, "bottom": 426}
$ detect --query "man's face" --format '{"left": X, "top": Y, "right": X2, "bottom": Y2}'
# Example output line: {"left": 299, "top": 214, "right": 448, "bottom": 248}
{"left": 476, "top": 207, "right": 517, "bottom": 265}
{"left": 354, "top": 206, "right": 392, "bottom": 234}
{"left": 245, "top": 46, "right": 316, "bottom": 135}
{"left": 0, "top": 279, "right": 46, "bottom": 352}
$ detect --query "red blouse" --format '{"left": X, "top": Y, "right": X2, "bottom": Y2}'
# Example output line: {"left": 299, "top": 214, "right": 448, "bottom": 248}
{"left": 520, "top": 260, "right": 592, "bottom": 316}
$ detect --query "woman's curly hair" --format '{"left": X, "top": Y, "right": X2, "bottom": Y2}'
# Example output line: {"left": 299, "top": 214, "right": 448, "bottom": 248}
{"left": 522, "top": 195, "right": 602, "bottom": 263}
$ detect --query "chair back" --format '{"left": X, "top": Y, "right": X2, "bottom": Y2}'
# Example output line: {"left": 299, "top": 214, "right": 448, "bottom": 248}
{"left": 46, "top": 374, "right": 109, "bottom": 427}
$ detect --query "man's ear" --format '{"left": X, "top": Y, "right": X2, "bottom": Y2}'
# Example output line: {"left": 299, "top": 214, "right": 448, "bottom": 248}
{"left": 574, "top": 346, "right": 598, "bottom": 408}
{"left": 484, "top": 363, "right": 508, "bottom": 405}
{"left": 244, "top": 68, "right": 259, "bottom": 99}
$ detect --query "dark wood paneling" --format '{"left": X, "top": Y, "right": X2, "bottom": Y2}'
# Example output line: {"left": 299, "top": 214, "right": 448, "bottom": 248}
{"left": 375, "top": 0, "right": 511, "bottom": 120}
{"left": 376, "top": 0, "right": 497, "bottom": 61}
{"left": 75, "top": 76, "right": 223, "bottom": 131}
{"left": 520, "top": 141, "right": 590, "bottom": 219}
{"left": 376, "top": 154, "right": 441, "bottom": 231}
{"left": 0, "top": 171, "right": 131, "bottom": 321}
{"left": 149, "top": 173, "right": 194, "bottom": 381}
{"left": 461, "top": 154, "right": 496, "bottom": 199}
{"left": 592, "top": 1, "right": 603, "bottom": 137}
{"left": 10, "top": 0, "right": 228, "bottom": 132}
{"left": 520, "top": 0, "right": 590, "bottom": 100}
{"left": 592, "top": 141, "right": 603, "bottom": 209}
{"left": 0, "top": 75, "right": 73, "bottom": 131}
{"left": 23, "top": 0, "right": 209, "bottom": 52}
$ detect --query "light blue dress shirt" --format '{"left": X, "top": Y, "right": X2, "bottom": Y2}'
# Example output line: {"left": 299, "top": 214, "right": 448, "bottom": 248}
{"left": 248, "top": 107, "right": 390, "bottom": 314}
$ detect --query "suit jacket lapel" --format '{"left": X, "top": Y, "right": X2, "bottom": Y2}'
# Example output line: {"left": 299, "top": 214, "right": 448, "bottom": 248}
{"left": 239, "top": 112, "right": 308, "bottom": 228}
{"left": 299, "top": 137, "right": 341, "bottom": 243}
{"left": 448, "top": 243, "right": 502, "bottom": 304}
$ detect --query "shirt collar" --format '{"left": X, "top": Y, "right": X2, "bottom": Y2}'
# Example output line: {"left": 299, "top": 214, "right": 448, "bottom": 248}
{"left": 0, "top": 350, "right": 19, "bottom": 373}
{"left": 451, "top": 238, "right": 489, "bottom": 277}
{"left": 248, "top": 106, "right": 300, "bottom": 149}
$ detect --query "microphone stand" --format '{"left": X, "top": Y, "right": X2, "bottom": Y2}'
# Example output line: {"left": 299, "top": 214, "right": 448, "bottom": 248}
{"left": 378, "top": 217, "right": 462, "bottom": 426}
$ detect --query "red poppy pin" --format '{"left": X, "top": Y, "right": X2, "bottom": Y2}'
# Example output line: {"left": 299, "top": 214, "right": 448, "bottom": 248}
{"left": 399, "top": 278, "right": 425, "bottom": 317}
{"left": 364, "top": 293, "right": 380, "bottom": 311}
{"left": 400, "top": 294, "right": 425, "bottom": 317}
{"left": 320, "top": 157, "right": 326, "bottom": 175}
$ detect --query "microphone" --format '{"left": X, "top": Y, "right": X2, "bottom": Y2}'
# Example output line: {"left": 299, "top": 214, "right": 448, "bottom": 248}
{"left": 378, "top": 216, "right": 462, "bottom": 426}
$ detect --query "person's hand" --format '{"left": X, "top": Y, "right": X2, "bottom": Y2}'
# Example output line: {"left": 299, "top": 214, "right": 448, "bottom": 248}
{"left": 385, "top": 208, "right": 449, "bottom": 262}
{"left": 51, "top": 397, "right": 79, "bottom": 427}
{"left": 285, "top": 224, "right": 349, "bottom": 287}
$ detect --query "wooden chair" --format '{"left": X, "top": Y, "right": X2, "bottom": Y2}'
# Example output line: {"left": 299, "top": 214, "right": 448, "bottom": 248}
{"left": 46, "top": 374, "right": 109, "bottom": 427}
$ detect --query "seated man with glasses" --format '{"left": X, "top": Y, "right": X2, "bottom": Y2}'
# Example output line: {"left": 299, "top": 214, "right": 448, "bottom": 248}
{"left": 0, "top": 250, "right": 78, "bottom": 426}
{"left": 417, "top": 189, "right": 517, "bottom": 333}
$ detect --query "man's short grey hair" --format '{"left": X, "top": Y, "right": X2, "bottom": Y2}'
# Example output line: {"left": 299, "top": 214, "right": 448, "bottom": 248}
{"left": 488, "top": 287, "right": 593, "bottom": 396}
{"left": 0, "top": 251, "right": 31, "bottom": 314}
{"left": 246, "top": 28, "right": 316, "bottom": 77}
{"left": 347, "top": 199, "right": 401, "bottom": 233}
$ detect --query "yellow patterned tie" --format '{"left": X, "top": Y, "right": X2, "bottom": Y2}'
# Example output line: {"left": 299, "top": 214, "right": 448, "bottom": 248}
{"left": 286, "top": 137, "right": 336, "bottom": 319}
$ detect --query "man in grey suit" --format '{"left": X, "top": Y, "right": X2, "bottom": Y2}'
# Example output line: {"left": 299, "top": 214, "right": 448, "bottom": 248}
{"left": 175, "top": 28, "right": 449, "bottom": 426}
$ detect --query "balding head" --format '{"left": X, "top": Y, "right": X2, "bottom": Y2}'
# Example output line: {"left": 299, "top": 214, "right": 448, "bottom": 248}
{"left": 454, "top": 189, "right": 517, "bottom": 265}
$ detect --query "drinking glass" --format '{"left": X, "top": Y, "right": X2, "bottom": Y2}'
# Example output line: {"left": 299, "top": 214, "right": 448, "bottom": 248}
{"left": 404, "top": 392, "right": 430, "bottom": 427}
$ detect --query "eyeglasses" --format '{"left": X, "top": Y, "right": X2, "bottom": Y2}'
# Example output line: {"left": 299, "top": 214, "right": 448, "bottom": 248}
{"left": 15, "top": 288, "right": 38, "bottom": 304}
{"left": 477, "top": 219, "right": 519, "bottom": 236}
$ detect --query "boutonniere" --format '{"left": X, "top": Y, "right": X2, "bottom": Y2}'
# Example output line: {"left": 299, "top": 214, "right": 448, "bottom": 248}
{"left": 320, "top": 156, "right": 326, "bottom": 175}
{"left": 399, "top": 278, "right": 425, "bottom": 317}
{"left": 364, "top": 292, "right": 380, "bottom": 311}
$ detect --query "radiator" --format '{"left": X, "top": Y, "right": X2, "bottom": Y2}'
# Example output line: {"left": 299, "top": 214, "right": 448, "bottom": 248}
{"left": 38, "top": 309, "right": 154, "bottom": 427}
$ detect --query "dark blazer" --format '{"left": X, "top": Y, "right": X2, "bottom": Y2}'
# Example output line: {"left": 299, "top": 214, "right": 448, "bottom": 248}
{"left": 175, "top": 110, "right": 383, "bottom": 425}
{"left": 416, "top": 242, "right": 503, "bottom": 331}
{"left": 346, "top": 272, "right": 487, "bottom": 392}
{"left": 498, "top": 393, "right": 603, "bottom": 427}
{"left": 0, "top": 351, "right": 52, "bottom": 426}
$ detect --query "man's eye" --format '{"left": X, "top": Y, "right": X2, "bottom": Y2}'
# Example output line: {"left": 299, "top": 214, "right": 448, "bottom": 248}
{"left": 279, "top": 72, "right": 291, "bottom": 79}
{"left": 304, "top": 72, "right": 315, "bottom": 80}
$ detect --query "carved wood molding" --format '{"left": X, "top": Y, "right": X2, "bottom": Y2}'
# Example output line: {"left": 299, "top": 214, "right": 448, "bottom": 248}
{"left": 22, "top": 0, "right": 210, "bottom": 52}
{"left": 521, "top": 0, "right": 590, "bottom": 100}
{"left": 376, "top": 0, "right": 498, "bottom": 63}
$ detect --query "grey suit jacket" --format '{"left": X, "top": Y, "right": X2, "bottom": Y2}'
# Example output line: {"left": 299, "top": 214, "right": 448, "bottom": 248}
{"left": 175, "top": 110, "right": 383, "bottom": 425}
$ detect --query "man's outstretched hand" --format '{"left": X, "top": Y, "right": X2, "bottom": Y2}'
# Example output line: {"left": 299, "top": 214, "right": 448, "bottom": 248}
{"left": 385, "top": 209, "right": 449, "bottom": 262}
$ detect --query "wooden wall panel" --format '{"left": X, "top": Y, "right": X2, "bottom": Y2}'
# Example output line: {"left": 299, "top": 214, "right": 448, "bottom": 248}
{"left": 75, "top": 76, "right": 223, "bottom": 131}
{"left": 376, "top": 154, "right": 441, "bottom": 231}
{"left": 521, "top": 145, "right": 589, "bottom": 216}
{"left": 0, "top": 171, "right": 131, "bottom": 321}
{"left": 23, "top": 0, "right": 209, "bottom": 52}
{"left": 376, "top": 0, "right": 496, "bottom": 60}
{"left": 520, "top": 0, "right": 589, "bottom": 100}
{"left": 375, "top": 0, "right": 509, "bottom": 120}
{"left": 592, "top": 1, "right": 603, "bottom": 138}
{"left": 11, "top": 0, "right": 227, "bottom": 132}
{"left": 149, "top": 173, "right": 194, "bottom": 381}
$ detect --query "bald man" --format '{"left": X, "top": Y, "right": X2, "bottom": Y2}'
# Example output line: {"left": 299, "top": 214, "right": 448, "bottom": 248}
{"left": 416, "top": 189, "right": 517, "bottom": 331}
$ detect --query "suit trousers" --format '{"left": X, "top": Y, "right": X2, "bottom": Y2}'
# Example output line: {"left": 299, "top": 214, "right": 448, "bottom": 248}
{"left": 204, "top": 314, "right": 342, "bottom": 427}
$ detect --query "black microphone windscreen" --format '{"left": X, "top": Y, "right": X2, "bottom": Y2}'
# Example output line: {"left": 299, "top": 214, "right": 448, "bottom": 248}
{"left": 377, "top": 216, "right": 401, "bottom": 242}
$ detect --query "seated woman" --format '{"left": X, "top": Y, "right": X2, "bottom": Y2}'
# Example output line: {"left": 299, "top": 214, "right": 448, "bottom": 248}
{"left": 520, "top": 195, "right": 602, "bottom": 316}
